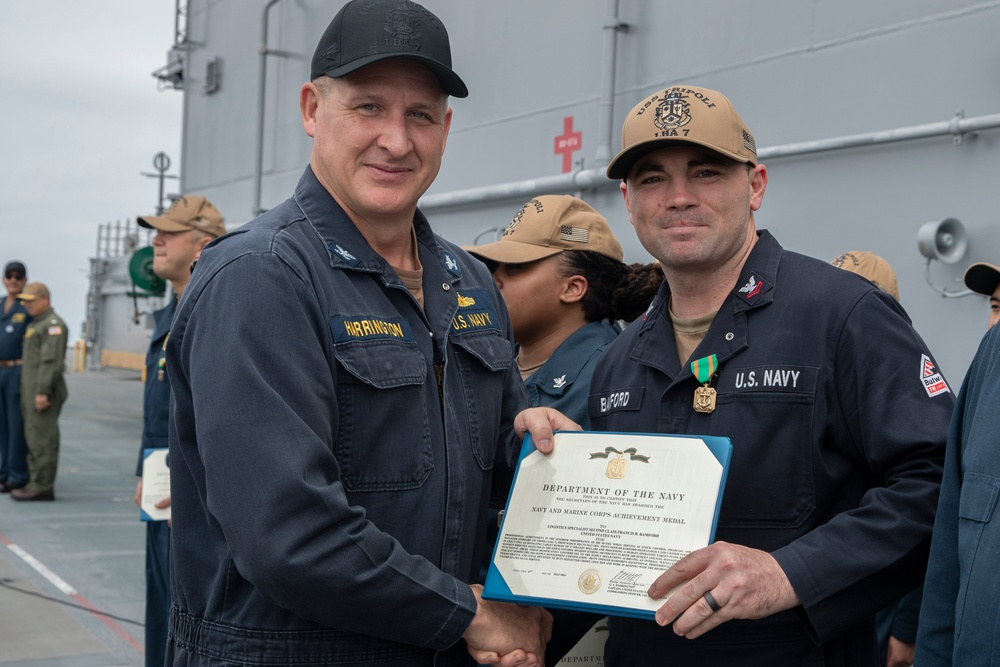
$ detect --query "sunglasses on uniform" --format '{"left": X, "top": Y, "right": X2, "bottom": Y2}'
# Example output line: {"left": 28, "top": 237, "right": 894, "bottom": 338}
{"left": 4, "top": 273, "right": 25, "bottom": 281}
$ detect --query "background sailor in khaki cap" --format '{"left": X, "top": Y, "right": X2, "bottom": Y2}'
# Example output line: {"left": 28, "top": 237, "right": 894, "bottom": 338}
{"left": 134, "top": 193, "right": 226, "bottom": 667}
{"left": 137, "top": 194, "right": 226, "bottom": 240}
{"left": 467, "top": 195, "right": 661, "bottom": 663}
{"left": 830, "top": 250, "right": 927, "bottom": 667}
{"left": 467, "top": 195, "right": 661, "bottom": 390}
{"left": 831, "top": 250, "right": 900, "bottom": 301}
{"left": 962, "top": 261, "right": 1000, "bottom": 329}
{"left": 138, "top": 194, "right": 226, "bottom": 287}
{"left": 11, "top": 282, "right": 69, "bottom": 501}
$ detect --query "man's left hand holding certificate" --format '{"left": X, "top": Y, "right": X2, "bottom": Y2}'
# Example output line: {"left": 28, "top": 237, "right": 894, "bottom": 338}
{"left": 140, "top": 448, "right": 171, "bottom": 522}
{"left": 484, "top": 431, "right": 731, "bottom": 620}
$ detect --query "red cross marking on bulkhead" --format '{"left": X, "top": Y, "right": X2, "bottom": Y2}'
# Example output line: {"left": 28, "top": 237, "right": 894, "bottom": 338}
{"left": 553, "top": 116, "right": 582, "bottom": 173}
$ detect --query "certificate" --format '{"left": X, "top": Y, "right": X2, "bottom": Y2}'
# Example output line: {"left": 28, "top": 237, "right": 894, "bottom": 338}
{"left": 483, "top": 431, "right": 731, "bottom": 619}
{"left": 140, "top": 448, "right": 171, "bottom": 522}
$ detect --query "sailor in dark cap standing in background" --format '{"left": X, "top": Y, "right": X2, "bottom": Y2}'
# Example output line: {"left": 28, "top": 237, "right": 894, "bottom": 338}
{"left": 164, "top": 1, "right": 562, "bottom": 665}
{"left": 0, "top": 260, "right": 31, "bottom": 494}
{"left": 961, "top": 261, "right": 1000, "bottom": 329}
{"left": 915, "top": 259, "right": 1000, "bottom": 665}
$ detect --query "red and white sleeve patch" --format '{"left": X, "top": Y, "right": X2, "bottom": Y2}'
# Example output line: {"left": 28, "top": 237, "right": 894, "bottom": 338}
{"left": 920, "top": 354, "right": 950, "bottom": 397}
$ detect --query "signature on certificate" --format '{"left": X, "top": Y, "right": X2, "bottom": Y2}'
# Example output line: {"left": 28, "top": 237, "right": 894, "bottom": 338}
{"left": 610, "top": 570, "right": 643, "bottom": 585}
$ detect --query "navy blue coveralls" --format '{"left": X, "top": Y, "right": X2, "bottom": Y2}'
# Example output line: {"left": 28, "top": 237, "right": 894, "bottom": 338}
{"left": 165, "top": 167, "right": 527, "bottom": 666}
{"left": 523, "top": 319, "right": 620, "bottom": 430}
{"left": 915, "top": 323, "right": 1000, "bottom": 665}
{"left": 135, "top": 297, "right": 175, "bottom": 667}
{"left": 0, "top": 297, "right": 31, "bottom": 488}
{"left": 589, "top": 231, "right": 952, "bottom": 667}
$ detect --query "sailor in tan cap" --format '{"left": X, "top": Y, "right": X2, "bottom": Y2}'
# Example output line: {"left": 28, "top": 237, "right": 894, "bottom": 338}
{"left": 466, "top": 196, "right": 661, "bottom": 391}
{"left": 467, "top": 195, "right": 662, "bottom": 662}
{"left": 135, "top": 194, "right": 226, "bottom": 667}
{"left": 831, "top": 250, "right": 900, "bottom": 301}
{"left": 11, "top": 282, "right": 68, "bottom": 501}
{"left": 589, "top": 85, "right": 951, "bottom": 666}
{"left": 137, "top": 195, "right": 227, "bottom": 239}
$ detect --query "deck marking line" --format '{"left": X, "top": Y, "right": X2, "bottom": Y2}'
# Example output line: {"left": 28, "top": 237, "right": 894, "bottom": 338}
{"left": 7, "top": 543, "right": 77, "bottom": 595}
{"left": 1, "top": 532, "right": 144, "bottom": 655}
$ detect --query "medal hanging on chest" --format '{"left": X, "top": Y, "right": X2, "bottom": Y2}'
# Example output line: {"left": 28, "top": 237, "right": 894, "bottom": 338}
{"left": 691, "top": 354, "right": 718, "bottom": 414}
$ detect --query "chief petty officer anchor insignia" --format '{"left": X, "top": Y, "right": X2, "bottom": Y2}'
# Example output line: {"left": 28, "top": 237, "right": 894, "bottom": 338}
{"left": 692, "top": 354, "right": 718, "bottom": 414}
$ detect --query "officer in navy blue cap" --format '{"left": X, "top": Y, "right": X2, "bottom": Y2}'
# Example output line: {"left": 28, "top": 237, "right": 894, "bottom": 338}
{"left": 0, "top": 260, "right": 31, "bottom": 494}
{"left": 163, "top": 2, "right": 567, "bottom": 665}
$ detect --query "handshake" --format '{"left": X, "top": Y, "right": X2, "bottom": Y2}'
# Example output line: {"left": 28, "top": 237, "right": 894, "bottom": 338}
{"left": 463, "top": 584, "right": 553, "bottom": 667}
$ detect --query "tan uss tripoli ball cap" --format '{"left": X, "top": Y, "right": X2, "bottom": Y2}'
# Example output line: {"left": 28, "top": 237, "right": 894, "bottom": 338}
{"left": 831, "top": 251, "right": 900, "bottom": 301}
{"left": 466, "top": 195, "right": 623, "bottom": 265}
{"left": 607, "top": 85, "right": 758, "bottom": 180}
{"left": 137, "top": 195, "right": 227, "bottom": 238}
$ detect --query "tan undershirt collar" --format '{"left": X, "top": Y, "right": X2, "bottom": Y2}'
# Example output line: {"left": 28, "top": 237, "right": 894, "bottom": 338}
{"left": 669, "top": 299, "right": 717, "bottom": 367}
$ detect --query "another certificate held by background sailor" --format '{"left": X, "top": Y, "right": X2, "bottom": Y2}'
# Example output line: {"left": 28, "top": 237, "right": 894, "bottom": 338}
{"left": 140, "top": 448, "right": 171, "bottom": 522}
{"left": 483, "top": 430, "right": 731, "bottom": 619}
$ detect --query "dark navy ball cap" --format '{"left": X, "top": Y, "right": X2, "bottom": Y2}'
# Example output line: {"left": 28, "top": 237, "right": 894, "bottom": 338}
{"left": 4, "top": 261, "right": 26, "bottom": 276}
{"left": 311, "top": 0, "right": 468, "bottom": 98}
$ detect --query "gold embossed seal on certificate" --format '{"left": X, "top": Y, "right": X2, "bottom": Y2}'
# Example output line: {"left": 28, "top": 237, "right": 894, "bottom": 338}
{"left": 588, "top": 446, "right": 650, "bottom": 479}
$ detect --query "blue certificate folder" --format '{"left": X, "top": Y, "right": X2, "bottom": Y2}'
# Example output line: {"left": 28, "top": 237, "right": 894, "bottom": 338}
{"left": 482, "top": 430, "right": 732, "bottom": 620}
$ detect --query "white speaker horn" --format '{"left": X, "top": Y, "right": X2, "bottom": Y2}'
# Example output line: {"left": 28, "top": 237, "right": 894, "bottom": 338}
{"left": 917, "top": 217, "right": 968, "bottom": 264}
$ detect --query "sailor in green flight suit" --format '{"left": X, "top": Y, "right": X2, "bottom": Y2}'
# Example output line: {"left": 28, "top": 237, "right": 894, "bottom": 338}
{"left": 11, "top": 282, "right": 68, "bottom": 501}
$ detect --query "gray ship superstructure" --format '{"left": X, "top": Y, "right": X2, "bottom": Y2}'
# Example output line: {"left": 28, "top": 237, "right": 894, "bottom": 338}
{"left": 84, "top": 1, "right": 1000, "bottom": 381}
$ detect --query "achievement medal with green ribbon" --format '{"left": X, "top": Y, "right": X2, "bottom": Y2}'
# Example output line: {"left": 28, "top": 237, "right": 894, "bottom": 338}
{"left": 692, "top": 353, "right": 718, "bottom": 414}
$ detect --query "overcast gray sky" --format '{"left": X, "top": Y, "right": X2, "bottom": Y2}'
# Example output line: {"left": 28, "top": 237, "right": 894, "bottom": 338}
{"left": 1, "top": 1, "right": 182, "bottom": 339}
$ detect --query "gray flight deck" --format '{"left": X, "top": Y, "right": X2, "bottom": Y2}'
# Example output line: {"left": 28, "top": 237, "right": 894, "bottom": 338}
{"left": 0, "top": 370, "right": 146, "bottom": 667}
